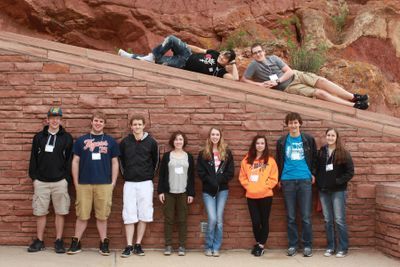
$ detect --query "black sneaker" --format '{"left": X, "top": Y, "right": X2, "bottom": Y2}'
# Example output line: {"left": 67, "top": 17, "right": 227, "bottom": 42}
{"left": 352, "top": 93, "right": 369, "bottom": 103}
{"left": 54, "top": 239, "right": 65, "bottom": 254}
{"left": 254, "top": 245, "right": 265, "bottom": 257}
{"left": 133, "top": 243, "right": 145, "bottom": 256}
{"left": 27, "top": 238, "right": 45, "bottom": 252}
{"left": 99, "top": 238, "right": 110, "bottom": 256}
{"left": 67, "top": 237, "right": 81, "bottom": 255}
{"left": 121, "top": 245, "right": 134, "bottom": 258}
{"left": 251, "top": 244, "right": 258, "bottom": 255}
{"left": 354, "top": 101, "right": 369, "bottom": 110}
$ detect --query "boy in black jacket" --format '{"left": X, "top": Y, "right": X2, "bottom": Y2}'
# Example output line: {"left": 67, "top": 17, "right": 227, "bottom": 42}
{"left": 119, "top": 115, "right": 159, "bottom": 257}
{"left": 28, "top": 107, "right": 73, "bottom": 253}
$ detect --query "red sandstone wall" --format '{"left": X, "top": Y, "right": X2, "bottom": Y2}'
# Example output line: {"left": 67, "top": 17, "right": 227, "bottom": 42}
{"left": 0, "top": 49, "right": 399, "bottom": 250}
{"left": 376, "top": 184, "right": 400, "bottom": 258}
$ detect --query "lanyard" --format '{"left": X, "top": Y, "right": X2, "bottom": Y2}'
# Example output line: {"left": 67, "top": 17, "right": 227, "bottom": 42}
{"left": 46, "top": 134, "right": 57, "bottom": 147}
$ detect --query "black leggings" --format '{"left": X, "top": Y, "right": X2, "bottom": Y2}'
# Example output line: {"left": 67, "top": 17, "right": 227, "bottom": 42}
{"left": 247, "top": 197, "right": 273, "bottom": 245}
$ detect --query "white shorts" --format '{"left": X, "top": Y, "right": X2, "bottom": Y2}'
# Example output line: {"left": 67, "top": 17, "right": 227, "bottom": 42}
{"left": 122, "top": 180, "right": 154, "bottom": 224}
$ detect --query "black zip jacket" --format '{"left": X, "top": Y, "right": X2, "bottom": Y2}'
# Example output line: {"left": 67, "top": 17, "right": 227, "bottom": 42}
{"left": 316, "top": 145, "right": 354, "bottom": 192}
{"left": 276, "top": 132, "right": 317, "bottom": 181}
{"left": 197, "top": 149, "right": 234, "bottom": 197}
{"left": 157, "top": 151, "right": 195, "bottom": 197}
{"left": 119, "top": 132, "right": 159, "bottom": 182}
{"left": 29, "top": 125, "right": 73, "bottom": 182}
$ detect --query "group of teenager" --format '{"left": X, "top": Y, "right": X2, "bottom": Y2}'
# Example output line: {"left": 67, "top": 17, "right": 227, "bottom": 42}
{"left": 28, "top": 107, "right": 354, "bottom": 259}
{"left": 119, "top": 36, "right": 369, "bottom": 110}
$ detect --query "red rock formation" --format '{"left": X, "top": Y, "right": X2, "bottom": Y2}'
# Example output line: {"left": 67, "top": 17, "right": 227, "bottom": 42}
{"left": 0, "top": 0, "right": 399, "bottom": 115}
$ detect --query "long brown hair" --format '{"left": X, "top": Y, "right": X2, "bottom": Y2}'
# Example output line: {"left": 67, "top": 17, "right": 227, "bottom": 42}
{"left": 247, "top": 135, "right": 270, "bottom": 165}
{"left": 326, "top": 128, "right": 347, "bottom": 164}
{"left": 202, "top": 127, "right": 228, "bottom": 161}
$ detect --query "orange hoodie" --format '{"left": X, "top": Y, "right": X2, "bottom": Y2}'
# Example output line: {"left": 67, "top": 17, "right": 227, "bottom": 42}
{"left": 238, "top": 155, "right": 279, "bottom": 199}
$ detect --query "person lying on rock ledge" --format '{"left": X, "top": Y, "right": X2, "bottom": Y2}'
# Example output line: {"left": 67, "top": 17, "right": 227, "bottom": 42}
{"left": 241, "top": 43, "right": 369, "bottom": 110}
{"left": 118, "top": 35, "right": 239, "bottom": 81}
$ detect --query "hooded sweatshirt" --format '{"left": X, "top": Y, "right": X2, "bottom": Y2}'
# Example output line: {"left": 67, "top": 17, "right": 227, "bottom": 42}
{"left": 119, "top": 132, "right": 159, "bottom": 182}
{"left": 238, "top": 155, "right": 279, "bottom": 199}
{"left": 29, "top": 125, "right": 73, "bottom": 182}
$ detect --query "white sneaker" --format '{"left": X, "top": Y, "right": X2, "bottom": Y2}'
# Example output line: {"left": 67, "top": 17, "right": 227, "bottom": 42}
{"left": 137, "top": 53, "right": 154, "bottom": 62}
{"left": 324, "top": 249, "right": 335, "bottom": 257}
{"left": 336, "top": 251, "right": 348, "bottom": 258}
{"left": 118, "top": 49, "right": 133, "bottom": 59}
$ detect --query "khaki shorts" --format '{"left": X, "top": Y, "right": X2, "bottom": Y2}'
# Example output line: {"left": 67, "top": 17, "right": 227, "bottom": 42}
{"left": 32, "top": 179, "right": 70, "bottom": 216}
{"left": 75, "top": 184, "right": 113, "bottom": 221}
{"left": 284, "top": 70, "right": 320, "bottom": 97}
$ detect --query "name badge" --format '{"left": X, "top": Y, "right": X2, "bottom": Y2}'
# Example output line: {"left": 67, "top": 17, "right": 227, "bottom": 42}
{"left": 175, "top": 166, "right": 184, "bottom": 174}
{"left": 45, "top": 145, "right": 54, "bottom": 153}
{"left": 291, "top": 151, "right": 301, "bottom": 160}
{"left": 92, "top": 153, "right": 101, "bottom": 160}
{"left": 269, "top": 74, "right": 278, "bottom": 81}
{"left": 326, "top": 164, "right": 334, "bottom": 171}
{"left": 250, "top": 174, "right": 259, "bottom": 182}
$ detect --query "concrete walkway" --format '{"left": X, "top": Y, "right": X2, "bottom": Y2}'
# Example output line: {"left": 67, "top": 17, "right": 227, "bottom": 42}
{"left": 2, "top": 246, "right": 399, "bottom": 267}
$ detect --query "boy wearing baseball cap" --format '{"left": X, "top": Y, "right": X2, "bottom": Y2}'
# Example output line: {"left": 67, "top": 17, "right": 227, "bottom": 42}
{"left": 28, "top": 107, "right": 73, "bottom": 253}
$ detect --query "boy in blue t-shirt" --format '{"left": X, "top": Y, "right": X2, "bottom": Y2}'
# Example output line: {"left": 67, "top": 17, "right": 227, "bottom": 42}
{"left": 276, "top": 112, "right": 317, "bottom": 257}
{"left": 67, "top": 111, "right": 120, "bottom": 256}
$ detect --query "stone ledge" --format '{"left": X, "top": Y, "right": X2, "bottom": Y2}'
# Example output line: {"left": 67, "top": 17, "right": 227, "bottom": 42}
{"left": 0, "top": 30, "right": 399, "bottom": 136}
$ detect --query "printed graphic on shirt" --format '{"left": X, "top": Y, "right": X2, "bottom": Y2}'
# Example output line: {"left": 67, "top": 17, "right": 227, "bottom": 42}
{"left": 250, "top": 162, "right": 268, "bottom": 182}
{"left": 213, "top": 151, "right": 221, "bottom": 172}
{"left": 199, "top": 54, "right": 216, "bottom": 66}
{"left": 83, "top": 139, "right": 109, "bottom": 154}
{"left": 286, "top": 141, "right": 304, "bottom": 161}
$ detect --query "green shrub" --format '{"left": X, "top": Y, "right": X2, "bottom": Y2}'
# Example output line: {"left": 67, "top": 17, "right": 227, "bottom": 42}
{"left": 288, "top": 41, "right": 327, "bottom": 74}
{"left": 332, "top": 1, "right": 349, "bottom": 33}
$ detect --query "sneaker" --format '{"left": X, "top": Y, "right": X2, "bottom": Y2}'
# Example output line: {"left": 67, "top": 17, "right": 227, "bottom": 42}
{"left": 99, "top": 238, "right": 110, "bottom": 256}
{"left": 137, "top": 53, "right": 154, "bottom": 63}
{"left": 27, "top": 238, "right": 45, "bottom": 252}
{"left": 178, "top": 246, "right": 186, "bottom": 256}
{"left": 352, "top": 93, "right": 369, "bottom": 103}
{"left": 213, "top": 250, "right": 220, "bottom": 257}
{"left": 67, "top": 237, "right": 81, "bottom": 255}
{"left": 354, "top": 101, "right": 369, "bottom": 110}
{"left": 324, "top": 249, "right": 335, "bottom": 257}
{"left": 254, "top": 245, "right": 265, "bottom": 257}
{"left": 205, "top": 249, "right": 213, "bottom": 256}
{"left": 164, "top": 245, "right": 172, "bottom": 256}
{"left": 251, "top": 244, "right": 258, "bottom": 255}
{"left": 303, "top": 247, "right": 313, "bottom": 257}
{"left": 118, "top": 49, "right": 133, "bottom": 59}
{"left": 133, "top": 243, "right": 145, "bottom": 256}
{"left": 121, "top": 245, "right": 134, "bottom": 258}
{"left": 287, "top": 247, "right": 297, "bottom": 256}
{"left": 54, "top": 239, "right": 65, "bottom": 254}
{"left": 336, "top": 251, "right": 348, "bottom": 258}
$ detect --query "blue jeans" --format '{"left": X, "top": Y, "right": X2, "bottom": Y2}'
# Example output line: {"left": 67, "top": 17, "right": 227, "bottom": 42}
{"left": 319, "top": 190, "right": 348, "bottom": 252}
{"left": 281, "top": 179, "right": 313, "bottom": 248}
{"left": 152, "top": 35, "right": 192, "bottom": 68}
{"left": 202, "top": 190, "right": 229, "bottom": 251}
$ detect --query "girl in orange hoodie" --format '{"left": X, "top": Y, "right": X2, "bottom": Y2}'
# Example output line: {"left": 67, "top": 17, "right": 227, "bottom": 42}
{"left": 239, "top": 135, "right": 279, "bottom": 256}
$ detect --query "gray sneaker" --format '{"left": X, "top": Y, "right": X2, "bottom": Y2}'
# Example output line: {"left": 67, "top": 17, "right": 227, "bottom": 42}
{"left": 287, "top": 247, "right": 297, "bottom": 256}
{"left": 164, "top": 246, "right": 172, "bottom": 256}
{"left": 303, "top": 247, "right": 313, "bottom": 257}
{"left": 213, "top": 250, "right": 220, "bottom": 257}
{"left": 178, "top": 246, "right": 185, "bottom": 256}
{"left": 324, "top": 249, "right": 335, "bottom": 257}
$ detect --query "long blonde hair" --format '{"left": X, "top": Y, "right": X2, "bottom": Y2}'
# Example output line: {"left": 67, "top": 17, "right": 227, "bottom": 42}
{"left": 202, "top": 127, "right": 228, "bottom": 161}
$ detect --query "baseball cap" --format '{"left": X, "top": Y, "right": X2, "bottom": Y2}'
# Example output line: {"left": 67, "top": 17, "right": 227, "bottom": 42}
{"left": 47, "top": 107, "right": 63, "bottom": 117}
